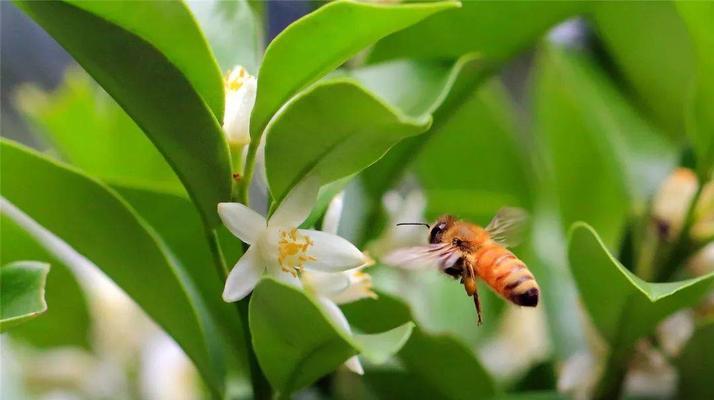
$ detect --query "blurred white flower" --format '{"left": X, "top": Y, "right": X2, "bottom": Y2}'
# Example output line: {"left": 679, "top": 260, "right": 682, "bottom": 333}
{"left": 624, "top": 341, "right": 677, "bottom": 399}
{"left": 651, "top": 168, "right": 698, "bottom": 241}
{"left": 219, "top": 175, "right": 373, "bottom": 302}
{"left": 223, "top": 65, "right": 256, "bottom": 147}
{"left": 688, "top": 242, "right": 714, "bottom": 276}
{"left": 656, "top": 310, "right": 695, "bottom": 358}
{"left": 368, "top": 190, "right": 427, "bottom": 258}
{"left": 140, "top": 334, "right": 199, "bottom": 400}
{"left": 557, "top": 351, "right": 599, "bottom": 400}
{"left": 302, "top": 193, "right": 378, "bottom": 375}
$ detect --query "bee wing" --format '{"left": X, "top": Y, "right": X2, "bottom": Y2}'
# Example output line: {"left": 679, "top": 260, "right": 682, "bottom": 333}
{"left": 485, "top": 207, "right": 529, "bottom": 248}
{"left": 382, "top": 243, "right": 461, "bottom": 271}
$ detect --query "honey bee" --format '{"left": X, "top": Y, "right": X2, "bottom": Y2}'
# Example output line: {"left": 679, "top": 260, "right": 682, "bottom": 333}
{"left": 383, "top": 208, "right": 538, "bottom": 325}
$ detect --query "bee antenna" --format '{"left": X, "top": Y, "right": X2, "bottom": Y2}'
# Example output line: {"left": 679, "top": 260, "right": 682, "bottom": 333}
{"left": 396, "top": 222, "right": 430, "bottom": 229}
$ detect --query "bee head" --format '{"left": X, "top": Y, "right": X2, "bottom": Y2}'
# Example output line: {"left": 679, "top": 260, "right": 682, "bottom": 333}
{"left": 430, "top": 215, "right": 456, "bottom": 244}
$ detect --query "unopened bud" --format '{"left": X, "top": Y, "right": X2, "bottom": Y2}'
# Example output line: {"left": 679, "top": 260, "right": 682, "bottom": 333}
{"left": 223, "top": 66, "right": 256, "bottom": 147}
{"left": 651, "top": 168, "right": 698, "bottom": 241}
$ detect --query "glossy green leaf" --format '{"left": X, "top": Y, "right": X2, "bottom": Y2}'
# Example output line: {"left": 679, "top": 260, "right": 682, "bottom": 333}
{"left": 677, "top": 1, "right": 714, "bottom": 178}
{"left": 0, "top": 139, "right": 224, "bottom": 392}
{"left": 0, "top": 261, "right": 49, "bottom": 332}
{"left": 113, "top": 184, "right": 247, "bottom": 373}
{"left": 65, "top": 0, "right": 225, "bottom": 118}
{"left": 17, "top": 69, "right": 180, "bottom": 191}
{"left": 17, "top": 0, "right": 232, "bottom": 227}
{"left": 265, "top": 78, "right": 431, "bottom": 203}
{"left": 368, "top": 1, "right": 585, "bottom": 62}
{"left": 676, "top": 320, "right": 714, "bottom": 399}
{"left": 249, "top": 278, "right": 413, "bottom": 394}
{"left": 490, "top": 393, "right": 566, "bottom": 400}
{"left": 592, "top": 1, "right": 695, "bottom": 137}
{"left": 533, "top": 44, "right": 676, "bottom": 248}
{"left": 0, "top": 214, "right": 91, "bottom": 349}
{"left": 343, "top": 293, "right": 497, "bottom": 400}
{"left": 567, "top": 223, "right": 714, "bottom": 351}
{"left": 250, "top": 0, "right": 459, "bottom": 138}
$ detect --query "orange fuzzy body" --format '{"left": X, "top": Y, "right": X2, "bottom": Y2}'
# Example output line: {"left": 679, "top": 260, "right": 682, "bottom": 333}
{"left": 470, "top": 239, "right": 539, "bottom": 306}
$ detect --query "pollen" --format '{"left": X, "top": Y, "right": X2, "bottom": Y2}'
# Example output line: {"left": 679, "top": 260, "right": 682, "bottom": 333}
{"left": 225, "top": 67, "right": 249, "bottom": 91}
{"left": 277, "top": 228, "right": 316, "bottom": 276}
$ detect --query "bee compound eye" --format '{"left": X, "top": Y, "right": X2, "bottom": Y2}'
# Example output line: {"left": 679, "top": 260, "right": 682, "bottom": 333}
{"left": 429, "top": 222, "right": 447, "bottom": 244}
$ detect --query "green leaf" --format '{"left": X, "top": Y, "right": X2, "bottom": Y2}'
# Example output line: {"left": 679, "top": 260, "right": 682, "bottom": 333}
{"left": 353, "top": 323, "right": 413, "bottom": 364}
{"left": 343, "top": 293, "right": 497, "bottom": 400}
{"left": 533, "top": 44, "right": 676, "bottom": 248}
{"left": 65, "top": 0, "right": 225, "bottom": 118}
{"left": 490, "top": 393, "right": 567, "bottom": 400}
{"left": 265, "top": 78, "right": 431, "bottom": 203}
{"left": 250, "top": 0, "right": 459, "bottom": 138}
{"left": 249, "top": 277, "right": 356, "bottom": 394}
{"left": 677, "top": 1, "right": 714, "bottom": 178}
{"left": 592, "top": 1, "right": 696, "bottom": 138}
{"left": 17, "top": 0, "right": 232, "bottom": 227}
{"left": 368, "top": 1, "right": 585, "bottom": 62}
{"left": 249, "top": 278, "right": 413, "bottom": 395}
{"left": 0, "top": 214, "right": 91, "bottom": 349}
{"left": 0, "top": 139, "right": 224, "bottom": 392}
{"left": 113, "top": 184, "right": 247, "bottom": 373}
{"left": 0, "top": 261, "right": 49, "bottom": 332}
{"left": 676, "top": 320, "right": 714, "bottom": 400}
{"left": 17, "top": 68, "right": 180, "bottom": 191}
{"left": 567, "top": 223, "right": 714, "bottom": 351}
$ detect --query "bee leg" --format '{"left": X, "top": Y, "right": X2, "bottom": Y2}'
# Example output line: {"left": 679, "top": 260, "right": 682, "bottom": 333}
{"left": 473, "top": 290, "right": 483, "bottom": 325}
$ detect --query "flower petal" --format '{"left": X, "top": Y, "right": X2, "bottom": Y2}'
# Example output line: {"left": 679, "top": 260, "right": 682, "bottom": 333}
{"left": 218, "top": 202, "right": 266, "bottom": 244}
{"left": 301, "top": 229, "right": 372, "bottom": 272}
{"left": 269, "top": 174, "right": 320, "bottom": 228}
{"left": 302, "top": 270, "right": 351, "bottom": 298}
{"left": 316, "top": 297, "right": 364, "bottom": 375}
{"left": 321, "top": 192, "right": 344, "bottom": 235}
{"left": 223, "top": 245, "right": 263, "bottom": 302}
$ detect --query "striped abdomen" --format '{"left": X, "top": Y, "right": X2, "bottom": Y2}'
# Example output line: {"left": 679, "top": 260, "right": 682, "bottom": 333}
{"left": 472, "top": 242, "right": 539, "bottom": 307}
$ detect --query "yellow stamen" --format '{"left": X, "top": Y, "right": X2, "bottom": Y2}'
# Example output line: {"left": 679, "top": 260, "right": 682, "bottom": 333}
{"left": 224, "top": 67, "right": 249, "bottom": 92}
{"left": 277, "top": 228, "right": 316, "bottom": 276}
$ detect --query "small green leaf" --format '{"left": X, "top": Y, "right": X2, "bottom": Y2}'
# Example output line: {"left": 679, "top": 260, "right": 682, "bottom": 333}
{"left": 0, "top": 214, "right": 91, "bottom": 349}
{"left": 265, "top": 78, "right": 431, "bottom": 203}
{"left": 249, "top": 278, "right": 356, "bottom": 394}
{"left": 368, "top": 1, "right": 585, "bottom": 62}
{"left": 0, "top": 139, "right": 224, "bottom": 392}
{"left": 353, "top": 323, "right": 414, "bottom": 364}
{"left": 343, "top": 293, "right": 497, "bottom": 400}
{"left": 567, "top": 223, "right": 714, "bottom": 351}
{"left": 676, "top": 320, "right": 714, "bottom": 399}
{"left": 0, "top": 261, "right": 49, "bottom": 332}
{"left": 17, "top": 0, "right": 232, "bottom": 227}
{"left": 250, "top": 0, "right": 459, "bottom": 139}
{"left": 677, "top": 1, "right": 714, "bottom": 178}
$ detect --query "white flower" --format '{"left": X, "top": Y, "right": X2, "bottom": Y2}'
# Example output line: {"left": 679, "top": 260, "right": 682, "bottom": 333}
{"left": 223, "top": 66, "right": 256, "bottom": 146}
{"left": 140, "top": 334, "right": 199, "bottom": 400}
{"left": 218, "top": 175, "right": 373, "bottom": 302}
{"left": 300, "top": 193, "right": 378, "bottom": 375}
{"left": 368, "top": 190, "right": 427, "bottom": 258}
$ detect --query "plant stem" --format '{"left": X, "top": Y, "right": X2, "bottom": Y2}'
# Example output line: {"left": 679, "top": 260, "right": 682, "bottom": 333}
{"left": 206, "top": 228, "right": 230, "bottom": 280}
{"left": 237, "top": 296, "right": 272, "bottom": 400}
{"left": 656, "top": 184, "right": 704, "bottom": 281}
{"left": 237, "top": 141, "right": 259, "bottom": 206}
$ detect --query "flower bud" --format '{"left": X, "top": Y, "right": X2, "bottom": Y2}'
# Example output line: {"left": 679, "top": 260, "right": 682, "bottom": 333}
{"left": 691, "top": 180, "right": 714, "bottom": 241}
{"left": 651, "top": 168, "right": 698, "bottom": 241}
{"left": 223, "top": 66, "right": 256, "bottom": 146}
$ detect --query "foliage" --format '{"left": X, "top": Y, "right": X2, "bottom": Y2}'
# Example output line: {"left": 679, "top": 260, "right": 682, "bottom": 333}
{"left": 3, "top": 0, "right": 713, "bottom": 399}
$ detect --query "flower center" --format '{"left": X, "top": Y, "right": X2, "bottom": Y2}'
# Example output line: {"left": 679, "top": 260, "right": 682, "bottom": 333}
{"left": 224, "top": 67, "right": 249, "bottom": 92}
{"left": 277, "top": 228, "right": 316, "bottom": 276}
